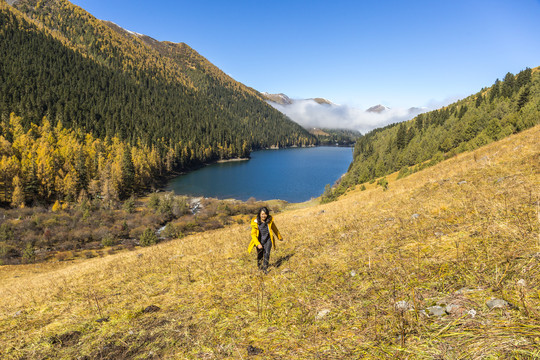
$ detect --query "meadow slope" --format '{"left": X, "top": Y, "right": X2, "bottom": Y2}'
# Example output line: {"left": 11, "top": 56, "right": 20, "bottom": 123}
{"left": 0, "top": 125, "right": 539, "bottom": 359}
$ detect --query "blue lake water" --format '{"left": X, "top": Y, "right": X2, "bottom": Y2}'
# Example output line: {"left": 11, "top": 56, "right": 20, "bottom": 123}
{"left": 165, "top": 146, "right": 353, "bottom": 203}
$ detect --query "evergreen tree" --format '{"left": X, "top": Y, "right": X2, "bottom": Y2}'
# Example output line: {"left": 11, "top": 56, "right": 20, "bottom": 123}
{"left": 119, "top": 145, "right": 135, "bottom": 199}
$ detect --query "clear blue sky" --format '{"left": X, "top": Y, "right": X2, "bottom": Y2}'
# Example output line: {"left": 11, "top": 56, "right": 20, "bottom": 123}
{"left": 71, "top": 0, "right": 540, "bottom": 109}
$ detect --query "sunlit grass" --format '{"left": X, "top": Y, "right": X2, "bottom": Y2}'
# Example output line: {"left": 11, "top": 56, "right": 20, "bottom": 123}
{"left": 0, "top": 125, "right": 539, "bottom": 359}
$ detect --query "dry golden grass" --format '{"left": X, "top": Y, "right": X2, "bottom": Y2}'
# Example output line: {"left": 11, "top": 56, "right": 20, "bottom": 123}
{"left": 1, "top": 125, "right": 539, "bottom": 359}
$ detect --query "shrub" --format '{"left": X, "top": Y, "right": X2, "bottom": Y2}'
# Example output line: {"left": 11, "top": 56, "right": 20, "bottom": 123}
{"left": 123, "top": 196, "right": 136, "bottom": 214}
{"left": 377, "top": 177, "right": 389, "bottom": 191}
{"left": 148, "top": 193, "right": 160, "bottom": 211}
{"left": 22, "top": 243, "right": 35, "bottom": 263}
{"left": 397, "top": 167, "right": 411, "bottom": 179}
{"left": 140, "top": 228, "right": 158, "bottom": 247}
{"left": 161, "top": 223, "right": 181, "bottom": 239}
{"left": 101, "top": 234, "right": 117, "bottom": 247}
{"left": 0, "top": 242, "right": 20, "bottom": 261}
{"left": 0, "top": 223, "right": 13, "bottom": 241}
{"left": 172, "top": 196, "right": 190, "bottom": 217}
{"left": 320, "top": 184, "right": 336, "bottom": 204}
{"left": 52, "top": 200, "right": 61, "bottom": 212}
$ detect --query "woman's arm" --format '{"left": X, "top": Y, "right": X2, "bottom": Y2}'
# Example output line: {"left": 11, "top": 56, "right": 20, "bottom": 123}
{"left": 271, "top": 221, "right": 283, "bottom": 240}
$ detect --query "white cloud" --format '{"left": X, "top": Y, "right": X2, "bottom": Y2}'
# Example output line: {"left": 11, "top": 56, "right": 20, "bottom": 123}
{"left": 268, "top": 99, "right": 428, "bottom": 134}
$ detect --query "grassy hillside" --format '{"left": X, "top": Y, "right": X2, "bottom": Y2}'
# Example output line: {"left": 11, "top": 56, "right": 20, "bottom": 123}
{"left": 0, "top": 123, "right": 538, "bottom": 358}
{"left": 326, "top": 67, "right": 539, "bottom": 202}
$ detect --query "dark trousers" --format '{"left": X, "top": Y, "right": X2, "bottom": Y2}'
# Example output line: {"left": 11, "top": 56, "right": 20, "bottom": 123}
{"left": 257, "top": 240, "right": 272, "bottom": 270}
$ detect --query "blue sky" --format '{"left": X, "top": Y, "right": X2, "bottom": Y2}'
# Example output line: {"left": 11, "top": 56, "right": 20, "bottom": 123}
{"left": 71, "top": 0, "right": 540, "bottom": 110}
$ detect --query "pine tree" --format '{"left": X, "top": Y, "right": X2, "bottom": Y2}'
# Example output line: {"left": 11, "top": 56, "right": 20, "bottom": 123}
{"left": 119, "top": 145, "right": 135, "bottom": 199}
{"left": 11, "top": 175, "right": 25, "bottom": 208}
{"left": 396, "top": 123, "right": 407, "bottom": 149}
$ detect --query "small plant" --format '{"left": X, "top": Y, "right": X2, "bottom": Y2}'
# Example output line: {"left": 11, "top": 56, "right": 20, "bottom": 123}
{"left": 377, "top": 177, "right": 389, "bottom": 191}
{"left": 397, "top": 166, "right": 411, "bottom": 179}
{"left": 139, "top": 228, "right": 158, "bottom": 247}
{"left": 123, "top": 196, "right": 136, "bottom": 213}
{"left": 22, "top": 243, "right": 35, "bottom": 263}
{"left": 101, "top": 234, "right": 116, "bottom": 247}
{"left": 52, "top": 200, "right": 61, "bottom": 212}
{"left": 0, "top": 223, "right": 13, "bottom": 242}
{"left": 148, "top": 192, "right": 160, "bottom": 211}
{"left": 161, "top": 223, "right": 178, "bottom": 239}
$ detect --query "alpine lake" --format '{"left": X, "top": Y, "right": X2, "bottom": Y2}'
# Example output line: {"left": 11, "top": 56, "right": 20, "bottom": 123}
{"left": 165, "top": 146, "right": 354, "bottom": 203}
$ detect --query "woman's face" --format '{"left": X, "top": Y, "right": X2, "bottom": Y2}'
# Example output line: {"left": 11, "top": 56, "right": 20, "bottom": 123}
{"left": 260, "top": 211, "right": 268, "bottom": 222}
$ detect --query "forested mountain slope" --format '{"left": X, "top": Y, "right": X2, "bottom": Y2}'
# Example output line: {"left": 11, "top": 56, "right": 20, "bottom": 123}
{"left": 324, "top": 67, "right": 539, "bottom": 201}
{"left": 0, "top": 0, "right": 315, "bottom": 204}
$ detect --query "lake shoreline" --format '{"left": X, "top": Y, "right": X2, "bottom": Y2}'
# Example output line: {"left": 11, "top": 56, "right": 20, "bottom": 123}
{"left": 165, "top": 146, "right": 353, "bottom": 203}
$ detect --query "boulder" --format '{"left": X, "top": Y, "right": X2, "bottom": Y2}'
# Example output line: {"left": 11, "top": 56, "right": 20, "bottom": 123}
{"left": 486, "top": 298, "right": 509, "bottom": 309}
{"left": 427, "top": 306, "right": 446, "bottom": 317}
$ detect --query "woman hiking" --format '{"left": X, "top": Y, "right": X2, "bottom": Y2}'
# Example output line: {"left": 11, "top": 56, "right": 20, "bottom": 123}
{"left": 248, "top": 207, "right": 283, "bottom": 273}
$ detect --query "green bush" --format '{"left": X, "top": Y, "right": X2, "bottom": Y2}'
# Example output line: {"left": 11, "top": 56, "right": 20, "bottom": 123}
{"left": 140, "top": 228, "right": 158, "bottom": 247}
{"left": 377, "top": 177, "right": 389, "bottom": 191}
{"left": 123, "top": 196, "right": 136, "bottom": 214}
{"left": 101, "top": 234, "right": 117, "bottom": 247}
{"left": 148, "top": 193, "right": 160, "bottom": 211}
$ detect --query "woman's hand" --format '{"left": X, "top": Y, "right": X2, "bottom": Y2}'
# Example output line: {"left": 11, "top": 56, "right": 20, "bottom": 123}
{"left": 257, "top": 244, "right": 263, "bottom": 249}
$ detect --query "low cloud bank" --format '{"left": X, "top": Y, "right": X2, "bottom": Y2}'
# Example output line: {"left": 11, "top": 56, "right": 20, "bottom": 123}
{"left": 269, "top": 100, "right": 428, "bottom": 134}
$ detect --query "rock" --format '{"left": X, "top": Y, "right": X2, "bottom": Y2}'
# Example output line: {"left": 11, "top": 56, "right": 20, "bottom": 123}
{"left": 350, "top": 270, "right": 357, "bottom": 277}
{"left": 486, "top": 298, "right": 509, "bottom": 309}
{"left": 517, "top": 279, "right": 527, "bottom": 287}
{"left": 411, "top": 214, "right": 420, "bottom": 220}
{"left": 455, "top": 287, "right": 482, "bottom": 295}
{"left": 434, "top": 232, "right": 444, "bottom": 237}
{"left": 457, "top": 181, "right": 467, "bottom": 185}
{"left": 13, "top": 310, "right": 23, "bottom": 317}
{"left": 395, "top": 300, "right": 412, "bottom": 312}
{"left": 316, "top": 309, "right": 331, "bottom": 320}
{"left": 142, "top": 305, "right": 161, "bottom": 313}
{"left": 247, "top": 345, "right": 263, "bottom": 356}
{"left": 427, "top": 306, "right": 446, "bottom": 317}
{"left": 445, "top": 304, "right": 466, "bottom": 316}
{"left": 467, "top": 309, "right": 477, "bottom": 318}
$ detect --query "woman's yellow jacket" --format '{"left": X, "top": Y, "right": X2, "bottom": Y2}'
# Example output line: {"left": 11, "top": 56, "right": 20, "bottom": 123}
{"left": 248, "top": 215, "right": 282, "bottom": 253}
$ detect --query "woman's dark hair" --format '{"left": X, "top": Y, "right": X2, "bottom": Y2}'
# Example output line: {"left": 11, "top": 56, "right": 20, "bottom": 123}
{"left": 256, "top": 207, "right": 270, "bottom": 223}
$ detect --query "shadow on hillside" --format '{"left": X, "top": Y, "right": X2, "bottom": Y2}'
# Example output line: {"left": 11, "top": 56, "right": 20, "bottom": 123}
{"left": 273, "top": 253, "right": 295, "bottom": 268}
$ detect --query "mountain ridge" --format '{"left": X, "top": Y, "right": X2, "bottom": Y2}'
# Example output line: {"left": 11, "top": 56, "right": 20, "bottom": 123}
{"left": 0, "top": 0, "right": 316, "bottom": 203}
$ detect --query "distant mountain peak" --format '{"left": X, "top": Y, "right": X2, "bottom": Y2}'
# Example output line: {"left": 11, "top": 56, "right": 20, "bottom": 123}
{"left": 261, "top": 92, "right": 294, "bottom": 105}
{"left": 261, "top": 93, "right": 336, "bottom": 106}
{"left": 366, "top": 104, "right": 389, "bottom": 113}
{"left": 310, "top": 98, "right": 334, "bottom": 106}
